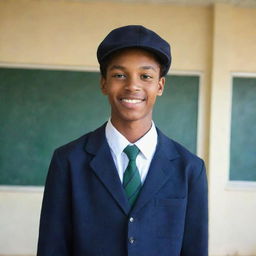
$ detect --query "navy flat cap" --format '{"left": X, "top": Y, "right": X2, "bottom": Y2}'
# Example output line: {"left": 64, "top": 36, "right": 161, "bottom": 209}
{"left": 97, "top": 25, "right": 171, "bottom": 76}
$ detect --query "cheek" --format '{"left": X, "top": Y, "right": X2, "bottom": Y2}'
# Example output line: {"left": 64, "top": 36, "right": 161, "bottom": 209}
{"left": 107, "top": 93, "right": 119, "bottom": 106}
{"left": 146, "top": 96, "right": 158, "bottom": 109}
{"left": 147, "top": 89, "right": 161, "bottom": 102}
{"left": 103, "top": 85, "right": 115, "bottom": 96}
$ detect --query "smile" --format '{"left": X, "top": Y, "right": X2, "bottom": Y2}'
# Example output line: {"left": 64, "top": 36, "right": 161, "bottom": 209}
{"left": 121, "top": 98, "right": 144, "bottom": 104}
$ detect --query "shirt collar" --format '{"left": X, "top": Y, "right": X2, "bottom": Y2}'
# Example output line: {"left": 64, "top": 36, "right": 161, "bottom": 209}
{"left": 105, "top": 119, "right": 158, "bottom": 160}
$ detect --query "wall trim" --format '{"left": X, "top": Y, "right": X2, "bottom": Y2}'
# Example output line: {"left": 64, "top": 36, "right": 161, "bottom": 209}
{"left": 231, "top": 72, "right": 256, "bottom": 78}
{"left": 227, "top": 72, "right": 256, "bottom": 188}
{"left": 0, "top": 186, "right": 44, "bottom": 193}
{"left": 0, "top": 62, "right": 99, "bottom": 72}
{"left": 225, "top": 181, "right": 256, "bottom": 191}
{"left": 0, "top": 62, "right": 204, "bottom": 75}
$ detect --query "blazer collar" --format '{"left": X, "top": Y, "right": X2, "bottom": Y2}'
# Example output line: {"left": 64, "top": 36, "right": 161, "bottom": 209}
{"left": 84, "top": 123, "right": 180, "bottom": 215}
{"left": 85, "top": 124, "right": 179, "bottom": 160}
{"left": 131, "top": 128, "right": 180, "bottom": 214}
{"left": 85, "top": 123, "right": 131, "bottom": 215}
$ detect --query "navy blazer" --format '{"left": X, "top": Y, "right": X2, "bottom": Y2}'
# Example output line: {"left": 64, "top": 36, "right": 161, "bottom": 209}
{"left": 37, "top": 124, "right": 208, "bottom": 256}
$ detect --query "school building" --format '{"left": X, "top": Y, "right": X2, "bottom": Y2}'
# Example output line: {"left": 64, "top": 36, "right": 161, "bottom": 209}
{"left": 0, "top": 0, "right": 256, "bottom": 255}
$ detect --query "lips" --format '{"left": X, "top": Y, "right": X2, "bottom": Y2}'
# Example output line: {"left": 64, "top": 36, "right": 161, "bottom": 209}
{"left": 121, "top": 98, "right": 144, "bottom": 104}
{"left": 119, "top": 97, "right": 145, "bottom": 109}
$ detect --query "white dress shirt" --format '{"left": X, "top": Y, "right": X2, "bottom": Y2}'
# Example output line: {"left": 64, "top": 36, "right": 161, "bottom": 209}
{"left": 105, "top": 119, "right": 158, "bottom": 184}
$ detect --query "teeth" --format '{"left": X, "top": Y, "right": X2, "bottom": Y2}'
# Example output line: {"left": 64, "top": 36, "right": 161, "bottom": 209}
{"left": 122, "top": 99, "right": 142, "bottom": 103}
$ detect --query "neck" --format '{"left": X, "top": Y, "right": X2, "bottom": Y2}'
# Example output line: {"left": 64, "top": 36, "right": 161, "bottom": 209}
{"left": 111, "top": 118, "right": 152, "bottom": 143}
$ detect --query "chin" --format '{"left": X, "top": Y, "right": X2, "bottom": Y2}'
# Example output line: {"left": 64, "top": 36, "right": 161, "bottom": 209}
{"left": 119, "top": 113, "right": 151, "bottom": 123}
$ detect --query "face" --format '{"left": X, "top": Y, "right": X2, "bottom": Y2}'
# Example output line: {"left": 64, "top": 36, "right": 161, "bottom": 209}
{"left": 101, "top": 48, "right": 165, "bottom": 128}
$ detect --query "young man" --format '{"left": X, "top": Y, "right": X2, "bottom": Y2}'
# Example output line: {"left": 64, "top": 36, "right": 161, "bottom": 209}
{"left": 37, "top": 25, "right": 208, "bottom": 256}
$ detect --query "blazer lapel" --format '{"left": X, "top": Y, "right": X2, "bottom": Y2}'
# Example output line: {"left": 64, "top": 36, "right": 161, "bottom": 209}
{"left": 132, "top": 129, "right": 180, "bottom": 214}
{"left": 85, "top": 124, "right": 130, "bottom": 215}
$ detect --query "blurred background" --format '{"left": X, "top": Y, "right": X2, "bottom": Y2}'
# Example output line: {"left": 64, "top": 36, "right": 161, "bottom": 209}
{"left": 0, "top": 0, "right": 256, "bottom": 255}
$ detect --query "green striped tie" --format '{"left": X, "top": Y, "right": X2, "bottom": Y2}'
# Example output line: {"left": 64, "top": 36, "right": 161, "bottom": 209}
{"left": 123, "top": 145, "right": 142, "bottom": 207}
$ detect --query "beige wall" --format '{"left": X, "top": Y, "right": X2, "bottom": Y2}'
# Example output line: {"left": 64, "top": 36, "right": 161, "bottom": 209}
{"left": 0, "top": 0, "right": 212, "bottom": 70}
{"left": 0, "top": 0, "right": 255, "bottom": 255}
{"left": 209, "top": 3, "right": 256, "bottom": 256}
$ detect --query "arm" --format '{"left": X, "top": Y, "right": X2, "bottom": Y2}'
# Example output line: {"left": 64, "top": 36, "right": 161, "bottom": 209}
{"left": 181, "top": 161, "right": 208, "bottom": 256}
{"left": 37, "top": 150, "right": 72, "bottom": 256}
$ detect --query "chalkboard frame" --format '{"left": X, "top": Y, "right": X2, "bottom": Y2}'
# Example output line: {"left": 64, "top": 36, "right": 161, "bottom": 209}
{"left": 0, "top": 63, "right": 204, "bottom": 191}
{"left": 227, "top": 72, "right": 256, "bottom": 191}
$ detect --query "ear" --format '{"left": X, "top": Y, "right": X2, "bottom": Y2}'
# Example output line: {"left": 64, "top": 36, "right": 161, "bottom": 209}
{"left": 157, "top": 77, "right": 165, "bottom": 96}
{"left": 100, "top": 77, "right": 108, "bottom": 95}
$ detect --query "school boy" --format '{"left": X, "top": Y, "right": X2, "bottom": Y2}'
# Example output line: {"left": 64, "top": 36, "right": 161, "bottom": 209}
{"left": 37, "top": 25, "right": 208, "bottom": 256}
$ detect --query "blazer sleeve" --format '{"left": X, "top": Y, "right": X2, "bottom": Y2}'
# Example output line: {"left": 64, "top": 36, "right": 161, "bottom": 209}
{"left": 37, "top": 150, "right": 72, "bottom": 256}
{"left": 181, "top": 160, "right": 208, "bottom": 256}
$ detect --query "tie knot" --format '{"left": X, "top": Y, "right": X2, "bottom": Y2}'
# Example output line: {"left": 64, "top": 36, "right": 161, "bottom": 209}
{"left": 124, "top": 145, "right": 140, "bottom": 161}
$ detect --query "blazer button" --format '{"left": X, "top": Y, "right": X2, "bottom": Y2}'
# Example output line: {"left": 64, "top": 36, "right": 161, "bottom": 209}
{"left": 129, "top": 217, "right": 134, "bottom": 223}
{"left": 129, "top": 237, "right": 135, "bottom": 244}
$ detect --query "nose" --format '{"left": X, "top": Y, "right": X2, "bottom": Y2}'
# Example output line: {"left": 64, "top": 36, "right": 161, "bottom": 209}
{"left": 125, "top": 75, "right": 140, "bottom": 92}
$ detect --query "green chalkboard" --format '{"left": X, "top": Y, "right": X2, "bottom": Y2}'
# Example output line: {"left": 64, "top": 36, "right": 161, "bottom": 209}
{"left": 230, "top": 77, "right": 256, "bottom": 181}
{"left": 154, "top": 75, "right": 199, "bottom": 154}
{"left": 0, "top": 67, "right": 199, "bottom": 185}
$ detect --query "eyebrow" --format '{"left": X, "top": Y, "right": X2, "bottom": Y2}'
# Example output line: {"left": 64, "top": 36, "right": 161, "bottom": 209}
{"left": 140, "top": 66, "right": 157, "bottom": 72}
{"left": 109, "top": 65, "right": 157, "bottom": 72}
{"left": 109, "top": 65, "right": 126, "bottom": 71}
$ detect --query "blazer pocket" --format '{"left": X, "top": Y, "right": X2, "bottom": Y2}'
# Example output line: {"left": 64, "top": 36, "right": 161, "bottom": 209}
{"left": 154, "top": 198, "right": 187, "bottom": 239}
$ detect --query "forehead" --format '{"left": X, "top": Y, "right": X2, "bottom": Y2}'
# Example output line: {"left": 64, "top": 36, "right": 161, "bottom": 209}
{"left": 108, "top": 48, "right": 161, "bottom": 67}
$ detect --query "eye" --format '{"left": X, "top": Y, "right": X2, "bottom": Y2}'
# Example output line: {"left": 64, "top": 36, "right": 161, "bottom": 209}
{"left": 141, "top": 74, "right": 153, "bottom": 80}
{"left": 112, "top": 73, "right": 126, "bottom": 79}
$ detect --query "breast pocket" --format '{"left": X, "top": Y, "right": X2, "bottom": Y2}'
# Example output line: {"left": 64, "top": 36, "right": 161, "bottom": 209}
{"left": 154, "top": 198, "right": 187, "bottom": 239}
